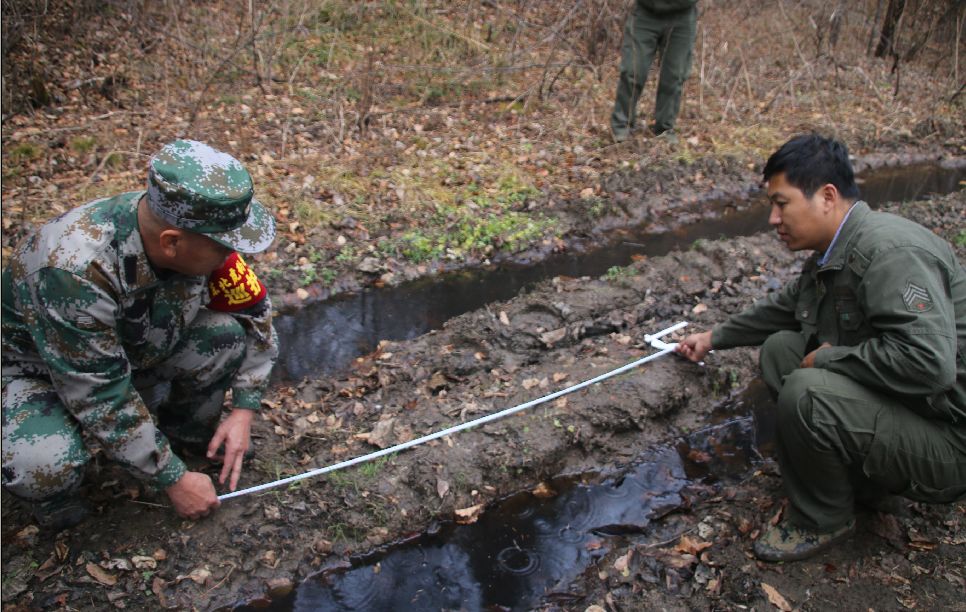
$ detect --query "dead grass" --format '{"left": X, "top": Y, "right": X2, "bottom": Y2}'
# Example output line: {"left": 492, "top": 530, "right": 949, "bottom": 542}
{"left": 2, "top": 0, "right": 963, "bottom": 273}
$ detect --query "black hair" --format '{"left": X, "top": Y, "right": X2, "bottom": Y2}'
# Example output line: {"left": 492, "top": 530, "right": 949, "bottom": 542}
{"left": 763, "top": 134, "right": 860, "bottom": 199}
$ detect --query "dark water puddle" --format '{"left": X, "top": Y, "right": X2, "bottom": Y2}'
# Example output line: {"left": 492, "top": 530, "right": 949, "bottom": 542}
{"left": 236, "top": 384, "right": 772, "bottom": 612}
{"left": 273, "top": 162, "right": 965, "bottom": 382}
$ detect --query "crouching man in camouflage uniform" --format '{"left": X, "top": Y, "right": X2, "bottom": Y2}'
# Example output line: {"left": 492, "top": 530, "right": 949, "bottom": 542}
{"left": 677, "top": 134, "right": 966, "bottom": 562}
{"left": 2, "top": 140, "right": 279, "bottom": 529}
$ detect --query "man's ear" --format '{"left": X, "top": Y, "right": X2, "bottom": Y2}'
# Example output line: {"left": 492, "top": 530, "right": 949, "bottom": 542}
{"left": 819, "top": 183, "right": 839, "bottom": 212}
{"left": 158, "top": 229, "right": 183, "bottom": 258}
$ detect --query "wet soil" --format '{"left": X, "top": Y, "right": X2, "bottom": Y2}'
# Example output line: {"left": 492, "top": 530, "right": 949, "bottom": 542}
{"left": 2, "top": 188, "right": 964, "bottom": 611}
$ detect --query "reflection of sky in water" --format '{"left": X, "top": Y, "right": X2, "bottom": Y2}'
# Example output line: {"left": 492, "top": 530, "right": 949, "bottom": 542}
{"left": 282, "top": 447, "right": 689, "bottom": 612}
{"left": 272, "top": 164, "right": 965, "bottom": 384}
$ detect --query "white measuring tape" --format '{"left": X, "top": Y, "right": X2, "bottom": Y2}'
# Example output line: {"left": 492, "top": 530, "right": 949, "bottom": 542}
{"left": 218, "top": 321, "right": 691, "bottom": 501}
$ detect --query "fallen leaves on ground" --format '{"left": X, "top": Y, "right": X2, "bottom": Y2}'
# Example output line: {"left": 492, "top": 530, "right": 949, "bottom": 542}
{"left": 760, "top": 582, "right": 792, "bottom": 611}
{"left": 454, "top": 503, "right": 483, "bottom": 525}
{"left": 86, "top": 563, "right": 118, "bottom": 586}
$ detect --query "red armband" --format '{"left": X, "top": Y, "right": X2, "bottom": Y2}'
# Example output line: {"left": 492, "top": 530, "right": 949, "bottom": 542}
{"left": 208, "top": 252, "right": 267, "bottom": 312}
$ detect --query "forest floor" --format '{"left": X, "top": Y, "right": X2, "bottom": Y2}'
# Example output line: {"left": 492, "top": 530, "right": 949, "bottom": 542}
{"left": 1, "top": 1, "right": 965, "bottom": 610}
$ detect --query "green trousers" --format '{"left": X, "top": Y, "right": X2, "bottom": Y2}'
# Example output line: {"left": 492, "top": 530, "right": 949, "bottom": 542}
{"left": 760, "top": 330, "right": 966, "bottom": 532}
{"left": 1, "top": 309, "right": 247, "bottom": 501}
{"left": 610, "top": 2, "right": 697, "bottom": 136}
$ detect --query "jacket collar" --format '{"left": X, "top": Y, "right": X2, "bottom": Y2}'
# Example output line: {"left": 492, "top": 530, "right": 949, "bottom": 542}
{"left": 115, "top": 192, "right": 164, "bottom": 294}
{"left": 817, "top": 200, "right": 870, "bottom": 271}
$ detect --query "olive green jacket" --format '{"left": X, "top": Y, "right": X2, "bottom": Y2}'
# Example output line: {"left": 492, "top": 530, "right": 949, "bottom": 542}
{"left": 638, "top": 0, "right": 697, "bottom": 14}
{"left": 712, "top": 201, "right": 966, "bottom": 424}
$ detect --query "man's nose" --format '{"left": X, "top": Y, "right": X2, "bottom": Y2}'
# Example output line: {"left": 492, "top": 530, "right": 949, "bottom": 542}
{"left": 768, "top": 204, "right": 781, "bottom": 226}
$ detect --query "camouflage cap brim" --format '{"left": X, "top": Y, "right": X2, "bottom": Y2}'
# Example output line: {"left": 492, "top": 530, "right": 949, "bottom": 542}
{"left": 206, "top": 198, "right": 276, "bottom": 254}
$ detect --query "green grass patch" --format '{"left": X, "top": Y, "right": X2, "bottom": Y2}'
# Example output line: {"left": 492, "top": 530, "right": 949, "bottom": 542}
{"left": 955, "top": 230, "right": 966, "bottom": 248}
{"left": 70, "top": 136, "right": 97, "bottom": 154}
{"left": 604, "top": 266, "right": 631, "bottom": 281}
{"left": 401, "top": 210, "right": 553, "bottom": 263}
{"left": 9, "top": 142, "right": 42, "bottom": 165}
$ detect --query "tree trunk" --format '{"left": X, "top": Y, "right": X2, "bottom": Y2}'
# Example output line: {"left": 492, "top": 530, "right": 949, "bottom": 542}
{"left": 875, "top": 0, "right": 906, "bottom": 58}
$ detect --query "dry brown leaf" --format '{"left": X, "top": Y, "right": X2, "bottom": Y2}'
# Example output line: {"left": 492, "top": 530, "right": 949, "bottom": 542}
{"left": 86, "top": 562, "right": 118, "bottom": 586}
{"left": 540, "top": 327, "right": 567, "bottom": 346}
{"left": 186, "top": 566, "right": 212, "bottom": 585}
{"left": 34, "top": 555, "right": 63, "bottom": 582}
{"left": 613, "top": 550, "right": 633, "bottom": 575}
{"left": 354, "top": 417, "right": 396, "bottom": 449}
{"left": 132, "top": 556, "right": 157, "bottom": 570}
{"left": 436, "top": 477, "right": 450, "bottom": 499}
{"left": 692, "top": 303, "right": 709, "bottom": 314}
{"left": 499, "top": 311, "right": 510, "bottom": 325}
{"left": 427, "top": 371, "right": 449, "bottom": 391}
{"left": 522, "top": 377, "right": 540, "bottom": 390}
{"left": 454, "top": 504, "right": 484, "bottom": 525}
{"left": 760, "top": 582, "right": 792, "bottom": 611}
{"left": 552, "top": 372, "right": 569, "bottom": 383}
{"left": 531, "top": 482, "right": 556, "bottom": 498}
{"left": 676, "top": 535, "right": 713, "bottom": 555}
{"left": 151, "top": 576, "right": 167, "bottom": 597}
{"left": 659, "top": 552, "right": 697, "bottom": 569}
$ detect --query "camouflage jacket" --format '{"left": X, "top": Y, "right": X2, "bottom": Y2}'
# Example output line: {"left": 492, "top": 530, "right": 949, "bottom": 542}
{"left": 1, "top": 192, "right": 278, "bottom": 487}
{"left": 712, "top": 201, "right": 966, "bottom": 425}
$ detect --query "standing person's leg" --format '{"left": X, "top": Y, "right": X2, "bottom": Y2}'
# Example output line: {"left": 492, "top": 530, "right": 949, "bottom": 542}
{"left": 135, "top": 309, "right": 247, "bottom": 453}
{"left": 652, "top": 6, "right": 696, "bottom": 134}
{"left": 755, "top": 367, "right": 966, "bottom": 561}
{"left": 2, "top": 372, "right": 92, "bottom": 528}
{"left": 611, "top": 3, "right": 663, "bottom": 140}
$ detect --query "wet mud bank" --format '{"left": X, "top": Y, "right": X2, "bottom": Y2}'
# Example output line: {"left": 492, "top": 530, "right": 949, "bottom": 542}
{"left": 2, "top": 190, "right": 964, "bottom": 611}
{"left": 273, "top": 158, "right": 965, "bottom": 382}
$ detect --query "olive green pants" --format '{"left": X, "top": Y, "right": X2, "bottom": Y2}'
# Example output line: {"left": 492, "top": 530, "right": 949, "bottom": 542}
{"left": 760, "top": 330, "right": 966, "bottom": 532}
{"left": 610, "top": 2, "right": 696, "bottom": 136}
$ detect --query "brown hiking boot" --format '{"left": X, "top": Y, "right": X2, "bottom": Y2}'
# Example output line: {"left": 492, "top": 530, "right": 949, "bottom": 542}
{"left": 753, "top": 518, "right": 855, "bottom": 562}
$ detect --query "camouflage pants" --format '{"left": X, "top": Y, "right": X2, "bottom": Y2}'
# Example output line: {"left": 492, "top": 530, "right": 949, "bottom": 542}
{"left": 2, "top": 309, "right": 247, "bottom": 501}
{"left": 760, "top": 330, "right": 966, "bottom": 532}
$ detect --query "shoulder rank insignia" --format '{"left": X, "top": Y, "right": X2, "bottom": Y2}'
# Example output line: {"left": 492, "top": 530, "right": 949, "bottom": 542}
{"left": 208, "top": 252, "right": 267, "bottom": 312}
{"left": 901, "top": 281, "right": 933, "bottom": 313}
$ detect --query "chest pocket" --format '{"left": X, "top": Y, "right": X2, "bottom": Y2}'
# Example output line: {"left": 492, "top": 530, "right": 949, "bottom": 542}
{"left": 833, "top": 286, "right": 868, "bottom": 346}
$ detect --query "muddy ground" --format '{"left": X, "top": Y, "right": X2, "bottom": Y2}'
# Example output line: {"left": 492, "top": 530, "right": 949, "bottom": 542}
{"left": 2, "top": 184, "right": 964, "bottom": 611}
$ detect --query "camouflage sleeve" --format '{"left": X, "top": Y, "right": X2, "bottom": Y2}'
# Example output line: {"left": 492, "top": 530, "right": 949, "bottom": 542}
{"left": 711, "top": 275, "right": 801, "bottom": 349}
{"left": 227, "top": 293, "right": 279, "bottom": 410}
{"left": 22, "top": 267, "right": 187, "bottom": 488}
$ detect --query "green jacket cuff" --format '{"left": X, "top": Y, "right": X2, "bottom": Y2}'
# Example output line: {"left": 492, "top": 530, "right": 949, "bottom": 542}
{"left": 232, "top": 387, "right": 262, "bottom": 410}
{"left": 710, "top": 325, "right": 734, "bottom": 350}
{"left": 152, "top": 453, "right": 187, "bottom": 489}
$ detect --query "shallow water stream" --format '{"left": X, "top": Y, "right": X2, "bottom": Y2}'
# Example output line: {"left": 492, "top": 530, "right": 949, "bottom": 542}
{"left": 236, "top": 382, "right": 774, "bottom": 611}
{"left": 273, "top": 162, "right": 964, "bottom": 382}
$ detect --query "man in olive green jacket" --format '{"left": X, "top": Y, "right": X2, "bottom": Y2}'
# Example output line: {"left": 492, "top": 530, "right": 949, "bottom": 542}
{"left": 610, "top": 0, "right": 698, "bottom": 142}
{"left": 678, "top": 134, "right": 966, "bottom": 562}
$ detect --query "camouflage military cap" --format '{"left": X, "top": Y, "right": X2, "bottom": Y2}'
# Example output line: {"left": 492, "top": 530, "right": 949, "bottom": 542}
{"left": 147, "top": 139, "right": 276, "bottom": 254}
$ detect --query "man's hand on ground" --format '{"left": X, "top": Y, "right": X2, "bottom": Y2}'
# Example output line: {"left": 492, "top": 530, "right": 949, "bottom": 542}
{"left": 676, "top": 330, "right": 713, "bottom": 363}
{"left": 166, "top": 471, "right": 220, "bottom": 519}
{"left": 801, "top": 342, "right": 832, "bottom": 368}
{"left": 207, "top": 408, "right": 253, "bottom": 491}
